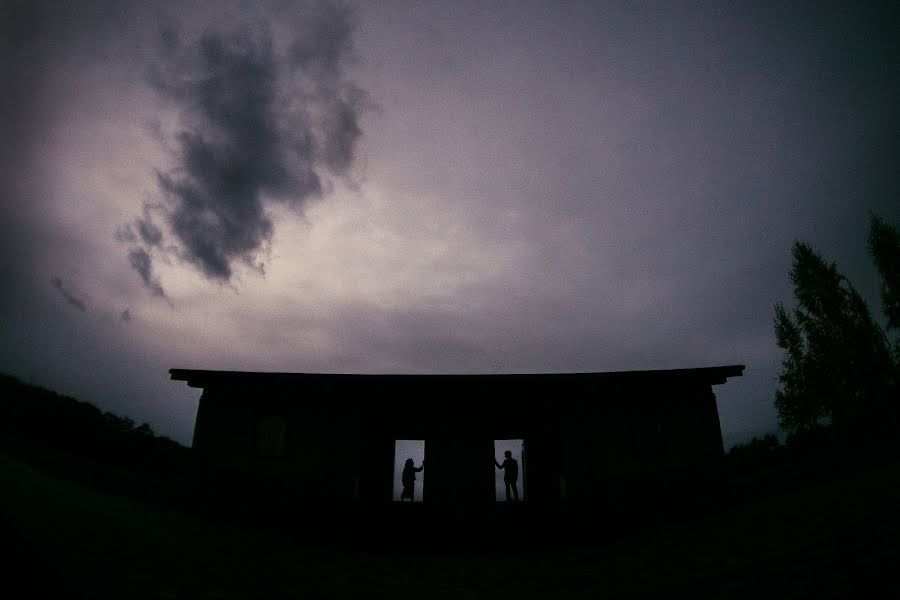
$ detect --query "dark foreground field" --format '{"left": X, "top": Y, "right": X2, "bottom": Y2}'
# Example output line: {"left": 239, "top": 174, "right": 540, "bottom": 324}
{"left": 2, "top": 451, "right": 899, "bottom": 599}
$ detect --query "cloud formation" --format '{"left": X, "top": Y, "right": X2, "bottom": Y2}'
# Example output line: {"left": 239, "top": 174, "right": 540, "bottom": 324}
{"left": 51, "top": 277, "right": 87, "bottom": 312}
{"left": 128, "top": 248, "right": 166, "bottom": 298}
{"left": 125, "top": 4, "right": 366, "bottom": 293}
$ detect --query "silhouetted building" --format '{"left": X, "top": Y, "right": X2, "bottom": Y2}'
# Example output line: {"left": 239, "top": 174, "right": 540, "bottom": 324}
{"left": 172, "top": 366, "right": 743, "bottom": 516}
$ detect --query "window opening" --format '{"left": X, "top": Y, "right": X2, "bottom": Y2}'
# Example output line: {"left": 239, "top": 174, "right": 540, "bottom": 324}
{"left": 393, "top": 439, "right": 425, "bottom": 502}
{"left": 494, "top": 439, "right": 525, "bottom": 502}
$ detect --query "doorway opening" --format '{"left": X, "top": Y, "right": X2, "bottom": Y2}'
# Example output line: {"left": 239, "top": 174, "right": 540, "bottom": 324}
{"left": 494, "top": 439, "right": 525, "bottom": 502}
{"left": 393, "top": 440, "right": 425, "bottom": 502}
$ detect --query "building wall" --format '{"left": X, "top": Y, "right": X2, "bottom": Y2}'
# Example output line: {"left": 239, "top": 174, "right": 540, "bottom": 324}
{"left": 193, "top": 382, "right": 362, "bottom": 502}
{"left": 191, "top": 375, "right": 727, "bottom": 508}
{"left": 556, "top": 381, "right": 726, "bottom": 509}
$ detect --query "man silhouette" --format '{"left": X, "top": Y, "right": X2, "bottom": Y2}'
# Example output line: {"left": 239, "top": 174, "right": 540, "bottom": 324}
{"left": 400, "top": 458, "right": 424, "bottom": 502}
{"left": 494, "top": 450, "right": 519, "bottom": 501}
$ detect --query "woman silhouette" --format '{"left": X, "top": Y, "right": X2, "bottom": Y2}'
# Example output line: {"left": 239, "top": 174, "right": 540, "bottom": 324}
{"left": 400, "top": 458, "right": 424, "bottom": 502}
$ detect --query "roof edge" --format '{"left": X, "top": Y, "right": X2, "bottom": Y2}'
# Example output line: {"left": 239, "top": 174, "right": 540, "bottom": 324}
{"left": 170, "top": 365, "right": 745, "bottom": 388}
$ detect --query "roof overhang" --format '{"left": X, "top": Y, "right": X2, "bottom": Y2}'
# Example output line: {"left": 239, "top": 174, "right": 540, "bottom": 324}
{"left": 170, "top": 365, "right": 745, "bottom": 389}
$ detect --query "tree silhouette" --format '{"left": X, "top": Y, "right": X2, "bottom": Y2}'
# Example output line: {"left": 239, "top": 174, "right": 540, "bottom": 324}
{"left": 774, "top": 234, "right": 895, "bottom": 442}
{"left": 868, "top": 214, "right": 900, "bottom": 360}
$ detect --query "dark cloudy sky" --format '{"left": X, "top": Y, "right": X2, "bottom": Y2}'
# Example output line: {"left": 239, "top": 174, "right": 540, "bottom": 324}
{"left": 1, "top": 0, "right": 897, "bottom": 446}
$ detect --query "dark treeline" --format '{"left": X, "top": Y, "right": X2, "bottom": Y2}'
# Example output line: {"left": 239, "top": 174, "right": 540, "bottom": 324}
{"left": 728, "top": 214, "right": 900, "bottom": 502}
{"left": 725, "top": 430, "right": 844, "bottom": 503}
{"left": 0, "top": 374, "right": 186, "bottom": 464}
{"left": 0, "top": 374, "right": 191, "bottom": 497}
{"left": 774, "top": 213, "right": 899, "bottom": 446}
{"left": 0, "top": 374, "right": 349, "bottom": 538}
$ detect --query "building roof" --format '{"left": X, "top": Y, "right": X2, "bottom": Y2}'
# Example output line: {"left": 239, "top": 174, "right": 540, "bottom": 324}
{"left": 170, "top": 365, "right": 744, "bottom": 389}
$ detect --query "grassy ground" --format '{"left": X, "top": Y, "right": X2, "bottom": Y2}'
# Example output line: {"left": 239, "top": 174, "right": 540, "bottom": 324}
{"left": 2, "top": 451, "right": 899, "bottom": 599}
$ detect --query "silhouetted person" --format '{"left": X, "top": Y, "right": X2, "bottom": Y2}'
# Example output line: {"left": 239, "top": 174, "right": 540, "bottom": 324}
{"left": 495, "top": 450, "right": 519, "bottom": 501}
{"left": 400, "top": 458, "right": 424, "bottom": 502}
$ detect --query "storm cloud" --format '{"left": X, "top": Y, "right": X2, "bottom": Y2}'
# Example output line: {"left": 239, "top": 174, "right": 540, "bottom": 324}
{"left": 128, "top": 248, "right": 165, "bottom": 298}
{"left": 51, "top": 277, "right": 87, "bottom": 312}
{"left": 125, "top": 4, "right": 366, "bottom": 291}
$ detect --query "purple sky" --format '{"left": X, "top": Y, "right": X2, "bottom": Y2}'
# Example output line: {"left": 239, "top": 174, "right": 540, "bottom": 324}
{"left": 1, "top": 1, "right": 897, "bottom": 446}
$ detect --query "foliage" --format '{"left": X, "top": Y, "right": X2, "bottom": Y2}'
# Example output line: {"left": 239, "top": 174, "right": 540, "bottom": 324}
{"left": 0, "top": 374, "right": 189, "bottom": 476}
{"left": 773, "top": 227, "right": 897, "bottom": 441}
{"left": 868, "top": 214, "right": 900, "bottom": 359}
{"left": 727, "top": 434, "right": 782, "bottom": 472}
{"left": 728, "top": 434, "right": 781, "bottom": 457}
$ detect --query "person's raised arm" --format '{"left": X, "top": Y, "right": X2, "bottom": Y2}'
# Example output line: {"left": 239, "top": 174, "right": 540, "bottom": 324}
{"left": 494, "top": 458, "right": 502, "bottom": 469}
